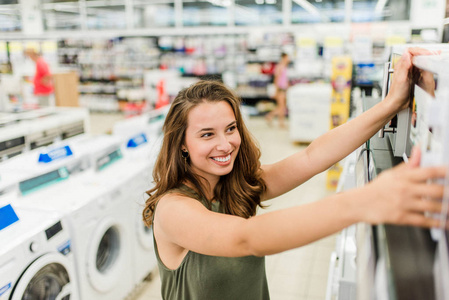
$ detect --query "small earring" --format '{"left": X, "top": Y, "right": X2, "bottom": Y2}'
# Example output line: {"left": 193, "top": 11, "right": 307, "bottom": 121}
{"left": 181, "top": 150, "right": 189, "bottom": 172}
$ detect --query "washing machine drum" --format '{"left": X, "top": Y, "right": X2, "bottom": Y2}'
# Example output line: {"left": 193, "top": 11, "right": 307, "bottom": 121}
{"left": 88, "top": 220, "right": 126, "bottom": 293}
{"left": 12, "top": 254, "right": 75, "bottom": 300}
{"left": 22, "top": 264, "right": 69, "bottom": 300}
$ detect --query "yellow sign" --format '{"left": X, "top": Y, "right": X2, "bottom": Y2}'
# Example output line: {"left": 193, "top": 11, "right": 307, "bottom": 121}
{"left": 385, "top": 35, "right": 406, "bottom": 47}
{"left": 42, "top": 41, "right": 57, "bottom": 53}
{"left": 8, "top": 41, "right": 23, "bottom": 53}
{"left": 25, "top": 41, "right": 40, "bottom": 52}
{"left": 327, "top": 55, "right": 353, "bottom": 191}
{"left": 298, "top": 37, "right": 316, "bottom": 47}
{"left": 324, "top": 36, "right": 343, "bottom": 48}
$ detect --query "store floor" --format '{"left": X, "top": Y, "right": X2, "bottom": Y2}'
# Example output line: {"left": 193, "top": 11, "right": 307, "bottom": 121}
{"left": 90, "top": 112, "right": 336, "bottom": 300}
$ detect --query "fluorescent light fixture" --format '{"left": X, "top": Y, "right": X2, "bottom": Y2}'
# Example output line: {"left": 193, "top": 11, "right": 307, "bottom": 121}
{"left": 255, "top": 0, "right": 264, "bottom": 4}
{"left": 293, "top": 0, "right": 321, "bottom": 17}
{"left": 206, "top": 0, "right": 231, "bottom": 7}
{"left": 375, "top": 0, "right": 388, "bottom": 14}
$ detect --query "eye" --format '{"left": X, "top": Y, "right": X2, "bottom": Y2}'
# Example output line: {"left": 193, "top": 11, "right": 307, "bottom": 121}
{"left": 201, "top": 132, "right": 213, "bottom": 138}
{"left": 227, "top": 125, "right": 237, "bottom": 132}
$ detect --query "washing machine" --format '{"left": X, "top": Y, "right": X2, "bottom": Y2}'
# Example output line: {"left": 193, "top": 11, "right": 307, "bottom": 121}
{"left": 0, "top": 134, "right": 92, "bottom": 196}
{"left": 0, "top": 199, "right": 79, "bottom": 300}
{"left": 112, "top": 104, "right": 168, "bottom": 162}
{"left": 0, "top": 121, "right": 28, "bottom": 161}
{"left": 8, "top": 135, "right": 140, "bottom": 300}
{"left": 76, "top": 138, "right": 156, "bottom": 289}
{"left": 125, "top": 164, "right": 158, "bottom": 287}
{"left": 112, "top": 108, "right": 167, "bottom": 286}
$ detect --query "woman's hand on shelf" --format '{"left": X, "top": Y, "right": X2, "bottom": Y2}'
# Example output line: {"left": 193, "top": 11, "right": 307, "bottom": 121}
{"left": 361, "top": 146, "right": 446, "bottom": 228}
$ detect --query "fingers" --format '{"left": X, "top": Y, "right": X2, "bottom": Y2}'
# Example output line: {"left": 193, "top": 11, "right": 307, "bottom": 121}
{"left": 407, "top": 146, "right": 421, "bottom": 168}
{"left": 407, "top": 47, "right": 439, "bottom": 57}
{"left": 405, "top": 166, "right": 447, "bottom": 182}
{"left": 407, "top": 197, "right": 443, "bottom": 214}
{"left": 416, "top": 183, "right": 446, "bottom": 199}
{"left": 399, "top": 213, "right": 440, "bottom": 228}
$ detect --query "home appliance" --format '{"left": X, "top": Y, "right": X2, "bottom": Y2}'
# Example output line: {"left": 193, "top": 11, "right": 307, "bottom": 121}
{"left": 0, "top": 199, "right": 79, "bottom": 300}
{"left": 0, "top": 107, "right": 89, "bottom": 162}
{"left": 128, "top": 166, "right": 158, "bottom": 287}
{"left": 0, "top": 121, "right": 28, "bottom": 162}
{"left": 6, "top": 135, "right": 138, "bottom": 300}
{"left": 112, "top": 105, "right": 168, "bottom": 162}
{"left": 379, "top": 44, "right": 449, "bottom": 157}
{"left": 408, "top": 53, "right": 449, "bottom": 300}
{"left": 0, "top": 134, "right": 91, "bottom": 196}
{"left": 112, "top": 108, "right": 167, "bottom": 287}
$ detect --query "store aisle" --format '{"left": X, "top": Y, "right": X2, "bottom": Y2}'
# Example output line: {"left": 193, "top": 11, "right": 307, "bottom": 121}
{"left": 89, "top": 112, "right": 336, "bottom": 300}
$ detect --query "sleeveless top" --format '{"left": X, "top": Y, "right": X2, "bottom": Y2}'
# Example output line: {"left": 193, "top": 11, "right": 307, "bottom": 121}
{"left": 153, "top": 184, "right": 270, "bottom": 300}
{"left": 276, "top": 64, "right": 288, "bottom": 90}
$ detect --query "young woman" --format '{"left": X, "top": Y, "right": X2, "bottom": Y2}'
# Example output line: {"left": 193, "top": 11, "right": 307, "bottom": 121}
{"left": 143, "top": 48, "right": 445, "bottom": 300}
{"left": 265, "top": 52, "right": 289, "bottom": 128}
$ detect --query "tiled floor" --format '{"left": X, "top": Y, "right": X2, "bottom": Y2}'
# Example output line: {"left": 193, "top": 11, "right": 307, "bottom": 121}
{"left": 90, "top": 112, "right": 336, "bottom": 300}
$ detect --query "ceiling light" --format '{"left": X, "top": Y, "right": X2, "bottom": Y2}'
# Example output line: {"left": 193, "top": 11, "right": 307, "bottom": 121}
{"left": 255, "top": 0, "right": 264, "bottom": 4}
{"left": 375, "top": 0, "right": 388, "bottom": 14}
{"left": 207, "top": 0, "right": 231, "bottom": 7}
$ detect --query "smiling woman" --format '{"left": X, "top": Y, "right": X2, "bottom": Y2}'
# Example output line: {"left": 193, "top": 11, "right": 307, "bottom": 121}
{"left": 143, "top": 52, "right": 447, "bottom": 300}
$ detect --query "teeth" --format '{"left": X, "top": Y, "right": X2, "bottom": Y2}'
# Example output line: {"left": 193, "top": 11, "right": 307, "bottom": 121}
{"left": 212, "top": 154, "right": 231, "bottom": 162}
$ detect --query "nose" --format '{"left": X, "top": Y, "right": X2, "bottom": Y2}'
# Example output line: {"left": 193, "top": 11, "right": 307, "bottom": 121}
{"left": 216, "top": 134, "right": 232, "bottom": 152}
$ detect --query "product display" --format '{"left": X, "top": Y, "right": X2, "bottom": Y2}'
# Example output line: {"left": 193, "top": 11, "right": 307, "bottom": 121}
{"left": 0, "top": 2, "right": 448, "bottom": 299}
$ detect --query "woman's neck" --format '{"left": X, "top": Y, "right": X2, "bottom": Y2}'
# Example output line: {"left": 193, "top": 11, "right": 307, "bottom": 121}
{"left": 184, "top": 178, "right": 217, "bottom": 202}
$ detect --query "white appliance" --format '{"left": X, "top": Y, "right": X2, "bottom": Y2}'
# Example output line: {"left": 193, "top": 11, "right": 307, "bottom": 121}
{"left": 112, "top": 107, "right": 166, "bottom": 286}
{"left": 0, "top": 134, "right": 91, "bottom": 196}
{"left": 379, "top": 44, "right": 449, "bottom": 157}
{"left": 0, "top": 200, "right": 79, "bottom": 300}
{"left": 112, "top": 105, "right": 168, "bottom": 161}
{"left": 287, "top": 83, "right": 332, "bottom": 143}
{"left": 128, "top": 166, "right": 158, "bottom": 287}
{"left": 0, "top": 121, "right": 28, "bottom": 161}
{"left": 6, "top": 136, "right": 138, "bottom": 300}
{"left": 72, "top": 137, "right": 154, "bottom": 299}
{"left": 409, "top": 54, "right": 449, "bottom": 300}
{"left": 0, "top": 107, "right": 89, "bottom": 161}
{"left": 77, "top": 141, "right": 157, "bottom": 289}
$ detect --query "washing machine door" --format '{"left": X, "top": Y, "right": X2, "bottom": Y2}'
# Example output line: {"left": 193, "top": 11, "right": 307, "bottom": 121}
{"left": 87, "top": 218, "right": 126, "bottom": 293}
{"left": 136, "top": 218, "right": 153, "bottom": 251}
{"left": 11, "top": 253, "right": 77, "bottom": 300}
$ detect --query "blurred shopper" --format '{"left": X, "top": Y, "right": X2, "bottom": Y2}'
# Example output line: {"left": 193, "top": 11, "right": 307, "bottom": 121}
{"left": 24, "top": 48, "right": 54, "bottom": 107}
{"left": 143, "top": 48, "right": 445, "bottom": 300}
{"left": 265, "top": 52, "right": 289, "bottom": 128}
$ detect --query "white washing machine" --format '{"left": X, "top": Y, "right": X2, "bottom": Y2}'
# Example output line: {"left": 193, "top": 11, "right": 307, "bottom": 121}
{"left": 112, "top": 105, "right": 168, "bottom": 159}
{"left": 125, "top": 164, "right": 157, "bottom": 287}
{"left": 0, "top": 121, "right": 28, "bottom": 161}
{"left": 5, "top": 135, "right": 137, "bottom": 300}
{"left": 76, "top": 141, "right": 156, "bottom": 290}
{"left": 0, "top": 134, "right": 92, "bottom": 196}
{"left": 0, "top": 200, "right": 79, "bottom": 300}
{"left": 112, "top": 108, "right": 167, "bottom": 286}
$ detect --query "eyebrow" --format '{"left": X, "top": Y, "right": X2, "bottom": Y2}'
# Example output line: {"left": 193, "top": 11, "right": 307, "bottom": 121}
{"left": 196, "top": 121, "right": 237, "bottom": 134}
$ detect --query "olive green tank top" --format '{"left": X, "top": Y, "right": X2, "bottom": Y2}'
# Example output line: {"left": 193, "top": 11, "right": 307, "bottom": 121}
{"left": 153, "top": 184, "right": 270, "bottom": 300}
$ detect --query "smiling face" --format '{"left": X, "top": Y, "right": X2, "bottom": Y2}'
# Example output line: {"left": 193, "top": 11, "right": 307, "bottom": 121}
{"left": 184, "top": 101, "right": 241, "bottom": 187}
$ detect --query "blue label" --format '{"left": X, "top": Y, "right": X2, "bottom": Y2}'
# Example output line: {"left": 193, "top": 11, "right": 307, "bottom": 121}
{"left": 58, "top": 240, "right": 71, "bottom": 255}
{"left": 0, "top": 204, "right": 19, "bottom": 231}
{"left": 38, "top": 145, "right": 73, "bottom": 163}
{"left": 0, "top": 283, "right": 11, "bottom": 296}
{"left": 127, "top": 133, "right": 148, "bottom": 148}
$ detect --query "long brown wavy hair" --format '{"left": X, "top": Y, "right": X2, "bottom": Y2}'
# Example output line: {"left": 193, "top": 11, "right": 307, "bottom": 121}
{"left": 143, "top": 80, "right": 266, "bottom": 226}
